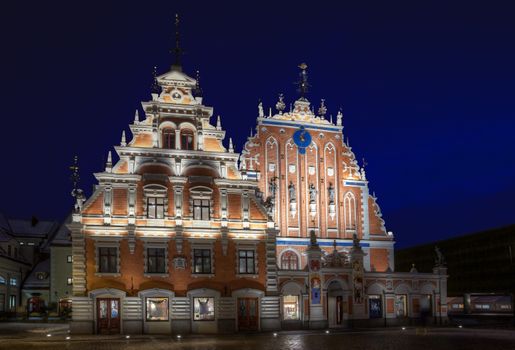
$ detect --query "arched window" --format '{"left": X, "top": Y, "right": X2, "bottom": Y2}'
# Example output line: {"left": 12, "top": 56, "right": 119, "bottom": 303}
{"left": 162, "top": 128, "right": 175, "bottom": 149}
{"left": 181, "top": 129, "right": 194, "bottom": 150}
{"left": 280, "top": 251, "right": 299, "bottom": 270}
{"left": 344, "top": 192, "right": 356, "bottom": 231}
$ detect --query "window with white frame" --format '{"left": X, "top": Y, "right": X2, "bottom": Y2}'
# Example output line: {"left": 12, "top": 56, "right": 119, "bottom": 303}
{"left": 193, "top": 199, "right": 210, "bottom": 220}
{"left": 98, "top": 247, "right": 118, "bottom": 273}
{"left": 147, "top": 197, "right": 165, "bottom": 219}
{"left": 146, "top": 297, "right": 169, "bottom": 321}
{"left": 143, "top": 185, "right": 168, "bottom": 220}
{"left": 9, "top": 295, "right": 16, "bottom": 310}
{"left": 193, "top": 297, "right": 214, "bottom": 320}
{"left": 280, "top": 251, "right": 299, "bottom": 270}
{"left": 147, "top": 247, "right": 166, "bottom": 274}
{"left": 0, "top": 275, "right": 5, "bottom": 284}
{"left": 193, "top": 248, "right": 212, "bottom": 274}
{"left": 9, "top": 278, "right": 17, "bottom": 286}
{"left": 238, "top": 249, "right": 256, "bottom": 274}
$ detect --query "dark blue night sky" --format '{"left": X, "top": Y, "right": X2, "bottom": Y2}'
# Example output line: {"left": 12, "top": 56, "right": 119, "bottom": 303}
{"left": 1, "top": 1, "right": 514, "bottom": 247}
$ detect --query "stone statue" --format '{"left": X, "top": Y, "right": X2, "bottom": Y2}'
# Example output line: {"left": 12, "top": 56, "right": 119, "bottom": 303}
{"left": 288, "top": 181, "right": 296, "bottom": 202}
{"left": 434, "top": 246, "right": 446, "bottom": 266}
{"left": 71, "top": 188, "right": 85, "bottom": 213}
{"left": 258, "top": 101, "right": 264, "bottom": 118}
{"left": 264, "top": 196, "right": 275, "bottom": 218}
{"left": 328, "top": 182, "right": 335, "bottom": 204}
{"left": 268, "top": 177, "right": 277, "bottom": 199}
{"left": 309, "top": 183, "right": 317, "bottom": 203}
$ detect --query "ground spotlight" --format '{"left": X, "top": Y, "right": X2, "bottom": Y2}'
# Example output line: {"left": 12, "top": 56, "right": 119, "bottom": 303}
{"left": 325, "top": 330, "right": 330, "bottom": 334}
{"left": 458, "top": 325, "right": 463, "bottom": 329}
{"left": 401, "top": 327, "right": 406, "bottom": 330}
{"left": 66, "top": 336, "right": 71, "bottom": 340}
{"left": 46, "top": 334, "right": 52, "bottom": 337}
{"left": 273, "top": 332, "right": 278, "bottom": 337}
{"left": 125, "top": 335, "right": 131, "bottom": 339}
{"left": 177, "top": 334, "right": 182, "bottom": 339}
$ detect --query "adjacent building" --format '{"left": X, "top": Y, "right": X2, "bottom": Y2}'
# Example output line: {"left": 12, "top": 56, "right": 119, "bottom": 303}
{"left": 69, "top": 51, "right": 448, "bottom": 333}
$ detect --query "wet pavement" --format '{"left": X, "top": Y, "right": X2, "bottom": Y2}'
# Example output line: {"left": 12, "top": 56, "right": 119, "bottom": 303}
{"left": 0, "top": 323, "right": 514, "bottom": 350}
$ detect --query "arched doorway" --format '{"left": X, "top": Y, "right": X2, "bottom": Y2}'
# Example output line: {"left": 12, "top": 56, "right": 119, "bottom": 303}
{"left": 327, "top": 280, "right": 349, "bottom": 328}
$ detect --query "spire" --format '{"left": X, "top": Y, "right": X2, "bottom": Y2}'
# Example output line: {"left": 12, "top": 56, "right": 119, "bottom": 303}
{"left": 295, "top": 63, "right": 310, "bottom": 101}
{"left": 268, "top": 107, "right": 272, "bottom": 118}
{"left": 193, "top": 70, "right": 203, "bottom": 98}
{"left": 134, "top": 109, "right": 140, "bottom": 124}
{"left": 228, "top": 137, "right": 234, "bottom": 153}
{"left": 120, "top": 130, "right": 126, "bottom": 147}
{"left": 151, "top": 66, "right": 161, "bottom": 95}
{"left": 360, "top": 157, "right": 367, "bottom": 180}
{"left": 170, "top": 14, "right": 184, "bottom": 71}
{"left": 329, "top": 114, "right": 333, "bottom": 124}
{"left": 216, "top": 115, "right": 222, "bottom": 130}
{"left": 105, "top": 151, "right": 112, "bottom": 172}
{"left": 69, "top": 155, "right": 80, "bottom": 192}
{"left": 250, "top": 128, "right": 253, "bottom": 138}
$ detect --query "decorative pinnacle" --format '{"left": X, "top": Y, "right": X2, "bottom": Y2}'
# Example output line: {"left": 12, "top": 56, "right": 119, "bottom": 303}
{"left": 216, "top": 115, "right": 222, "bottom": 130}
{"left": 151, "top": 66, "right": 160, "bottom": 94}
{"left": 134, "top": 109, "right": 140, "bottom": 123}
{"left": 121, "top": 130, "right": 126, "bottom": 147}
{"left": 105, "top": 151, "right": 113, "bottom": 172}
{"left": 296, "top": 63, "right": 310, "bottom": 100}
{"left": 69, "top": 155, "right": 80, "bottom": 191}
{"left": 336, "top": 109, "right": 343, "bottom": 126}
{"left": 170, "top": 14, "right": 184, "bottom": 69}
{"left": 228, "top": 137, "right": 234, "bottom": 153}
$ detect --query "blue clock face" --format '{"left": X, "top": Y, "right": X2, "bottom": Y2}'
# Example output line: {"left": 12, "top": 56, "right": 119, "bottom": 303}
{"left": 293, "top": 126, "right": 312, "bottom": 154}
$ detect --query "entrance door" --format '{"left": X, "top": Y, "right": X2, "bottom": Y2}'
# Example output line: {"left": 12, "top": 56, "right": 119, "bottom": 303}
{"left": 237, "top": 298, "right": 259, "bottom": 331}
{"left": 97, "top": 298, "right": 120, "bottom": 334}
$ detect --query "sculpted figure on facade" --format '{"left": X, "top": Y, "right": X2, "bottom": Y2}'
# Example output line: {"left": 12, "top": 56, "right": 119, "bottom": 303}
{"left": 288, "top": 181, "right": 296, "bottom": 202}
{"left": 308, "top": 183, "right": 317, "bottom": 203}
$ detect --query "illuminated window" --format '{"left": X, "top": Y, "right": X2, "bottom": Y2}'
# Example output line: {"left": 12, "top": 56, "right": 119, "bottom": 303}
{"left": 67, "top": 277, "right": 73, "bottom": 285}
{"left": 0, "top": 276, "right": 5, "bottom": 284}
{"left": 147, "top": 248, "right": 166, "bottom": 273}
{"left": 181, "top": 129, "right": 194, "bottom": 150}
{"left": 98, "top": 247, "right": 117, "bottom": 273}
{"left": 369, "top": 295, "right": 383, "bottom": 318}
{"left": 67, "top": 255, "right": 73, "bottom": 263}
{"left": 9, "top": 278, "right": 17, "bottom": 286}
{"left": 146, "top": 297, "right": 169, "bottom": 321}
{"left": 395, "top": 294, "right": 408, "bottom": 317}
{"left": 193, "top": 249, "right": 211, "bottom": 274}
{"left": 238, "top": 250, "right": 255, "bottom": 274}
{"left": 9, "top": 295, "right": 16, "bottom": 311}
{"left": 162, "top": 129, "right": 176, "bottom": 149}
{"left": 147, "top": 197, "right": 165, "bottom": 219}
{"left": 193, "top": 297, "right": 214, "bottom": 321}
{"left": 282, "top": 295, "right": 299, "bottom": 320}
{"left": 280, "top": 251, "right": 299, "bottom": 270}
{"left": 193, "top": 199, "right": 210, "bottom": 220}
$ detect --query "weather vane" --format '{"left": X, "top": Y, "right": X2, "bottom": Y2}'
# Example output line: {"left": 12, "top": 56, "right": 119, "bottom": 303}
{"left": 295, "top": 63, "right": 310, "bottom": 100}
{"left": 151, "top": 66, "right": 160, "bottom": 94}
{"left": 69, "top": 155, "right": 80, "bottom": 191}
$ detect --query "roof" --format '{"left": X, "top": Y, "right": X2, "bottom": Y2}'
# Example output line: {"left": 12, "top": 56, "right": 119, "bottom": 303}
{"left": 8, "top": 218, "right": 59, "bottom": 238}
{"left": 0, "top": 212, "right": 11, "bottom": 232}
{"left": 22, "top": 258, "right": 50, "bottom": 290}
{"left": 48, "top": 215, "right": 71, "bottom": 246}
{"left": 0, "top": 230, "right": 15, "bottom": 243}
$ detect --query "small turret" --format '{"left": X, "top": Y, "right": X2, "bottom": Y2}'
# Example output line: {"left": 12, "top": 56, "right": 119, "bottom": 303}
{"left": 105, "top": 151, "right": 113, "bottom": 173}
{"left": 228, "top": 137, "right": 234, "bottom": 153}
{"left": 120, "top": 130, "right": 126, "bottom": 147}
{"left": 134, "top": 109, "right": 140, "bottom": 124}
{"left": 216, "top": 115, "right": 222, "bottom": 130}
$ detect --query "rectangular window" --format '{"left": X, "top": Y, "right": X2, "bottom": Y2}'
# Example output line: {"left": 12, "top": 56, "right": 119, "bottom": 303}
{"left": 67, "top": 277, "right": 73, "bottom": 285}
{"left": 10, "top": 278, "right": 17, "bottom": 286}
{"left": 9, "top": 295, "right": 16, "bottom": 311}
{"left": 193, "top": 297, "right": 215, "bottom": 321}
{"left": 395, "top": 294, "right": 407, "bottom": 318}
{"left": 147, "top": 248, "right": 166, "bottom": 274}
{"left": 98, "top": 247, "right": 118, "bottom": 273}
{"left": 147, "top": 197, "right": 165, "bottom": 219}
{"left": 67, "top": 255, "right": 73, "bottom": 263}
{"left": 369, "top": 295, "right": 383, "bottom": 318}
{"left": 146, "top": 297, "right": 169, "bottom": 321}
{"left": 283, "top": 295, "right": 299, "bottom": 320}
{"left": 238, "top": 250, "right": 255, "bottom": 274}
{"left": 193, "top": 199, "right": 210, "bottom": 220}
{"left": 193, "top": 249, "right": 211, "bottom": 274}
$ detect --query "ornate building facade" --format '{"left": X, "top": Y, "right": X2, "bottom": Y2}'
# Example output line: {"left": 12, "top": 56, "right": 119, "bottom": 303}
{"left": 69, "top": 55, "right": 448, "bottom": 334}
